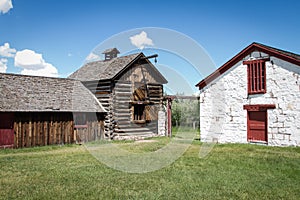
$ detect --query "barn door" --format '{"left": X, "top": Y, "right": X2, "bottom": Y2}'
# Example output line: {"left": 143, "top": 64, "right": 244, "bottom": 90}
{"left": 0, "top": 113, "right": 14, "bottom": 148}
{"left": 247, "top": 111, "right": 267, "bottom": 143}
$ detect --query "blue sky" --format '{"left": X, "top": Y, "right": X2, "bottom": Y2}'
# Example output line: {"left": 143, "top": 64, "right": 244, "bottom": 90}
{"left": 1, "top": 0, "right": 300, "bottom": 94}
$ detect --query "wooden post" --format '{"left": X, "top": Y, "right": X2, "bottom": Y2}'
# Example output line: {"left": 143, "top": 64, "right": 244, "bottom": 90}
{"left": 32, "top": 121, "right": 36, "bottom": 146}
{"left": 27, "top": 114, "right": 32, "bottom": 147}
{"left": 37, "top": 120, "right": 40, "bottom": 146}
{"left": 44, "top": 121, "right": 48, "bottom": 145}
{"left": 57, "top": 120, "right": 61, "bottom": 144}
{"left": 71, "top": 120, "right": 74, "bottom": 143}
{"left": 62, "top": 121, "right": 66, "bottom": 145}
{"left": 52, "top": 117, "right": 56, "bottom": 144}
{"left": 23, "top": 122, "right": 28, "bottom": 147}
{"left": 167, "top": 97, "right": 173, "bottom": 137}
{"left": 14, "top": 122, "right": 19, "bottom": 148}
{"left": 18, "top": 121, "right": 21, "bottom": 148}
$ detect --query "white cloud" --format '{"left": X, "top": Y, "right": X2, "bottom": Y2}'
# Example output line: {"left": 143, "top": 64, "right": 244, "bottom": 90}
{"left": 20, "top": 64, "right": 58, "bottom": 77}
{"left": 130, "top": 31, "right": 154, "bottom": 50}
{"left": 15, "top": 49, "right": 45, "bottom": 69}
{"left": 86, "top": 52, "right": 100, "bottom": 62}
{"left": 0, "top": 0, "right": 13, "bottom": 14}
{"left": 0, "top": 58, "right": 7, "bottom": 73}
{"left": 67, "top": 53, "right": 72, "bottom": 57}
{"left": 15, "top": 49, "right": 58, "bottom": 77}
{"left": 0, "top": 42, "right": 16, "bottom": 57}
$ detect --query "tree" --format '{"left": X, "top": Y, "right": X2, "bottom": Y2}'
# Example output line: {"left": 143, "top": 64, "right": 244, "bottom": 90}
{"left": 171, "top": 97, "right": 199, "bottom": 127}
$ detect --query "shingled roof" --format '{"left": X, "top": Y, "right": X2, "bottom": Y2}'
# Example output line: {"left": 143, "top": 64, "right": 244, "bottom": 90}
{"left": 69, "top": 53, "right": 142, "bottom": 82}
{"left": 196, "top": 42, "right": 300, "bottom": 89}
{"left": 0, "top": 73, "right": 106, "bottom": 112}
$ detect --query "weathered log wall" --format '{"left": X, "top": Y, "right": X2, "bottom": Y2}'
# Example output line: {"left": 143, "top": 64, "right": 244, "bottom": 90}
{"left": 82, "top": 61, "right": 165, "bottom": 138}
{"left": 113, "top": 80, "right": 161, "bottom": 136}
{"left": 75, "top": 120, "right": 104, "bottom": 143}
{"left": 13, "top": 112, "right": 104, "bottom": 148}
{"left": 118, "top": 63, "right": 165, "bottom": 84}
{"left": 83, "top": 80, "right": 114, "bottom": 138}
{"left": 13, "top": 112, "right": 74, "bottom": 148}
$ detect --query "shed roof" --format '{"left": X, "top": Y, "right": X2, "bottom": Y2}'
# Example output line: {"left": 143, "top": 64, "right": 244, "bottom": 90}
{"left": 68, "top": 52, "right": 167, "bottom": 84}
{"left": 0, "top": 73, "right": 106, "bottom": 112}
{"left": 196, "top": 42, "right": 300, "bottom": 89}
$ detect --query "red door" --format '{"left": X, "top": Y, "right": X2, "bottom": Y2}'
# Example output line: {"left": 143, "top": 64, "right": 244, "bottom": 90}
{"left": 248, "top": 111, "right": 267, "bottom": 142}
{"left": 0, "top": 113, "right": 14, "bottom": 148}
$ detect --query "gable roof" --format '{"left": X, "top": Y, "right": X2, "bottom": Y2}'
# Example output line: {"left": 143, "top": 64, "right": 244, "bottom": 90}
{"left": 68, "top": 53, "right": 168, "bottom": 84}
{"left": 69, "top": 53, "right": 141, "bottom": 81}
{"left": 0, "top": 73, "right": 106, "bottom": 113}
{"left": 196, "top": 42, "right": 300, "bottom": 89}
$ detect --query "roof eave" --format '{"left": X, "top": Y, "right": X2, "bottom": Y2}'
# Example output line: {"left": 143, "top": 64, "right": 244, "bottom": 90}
{"left": 112, "top": 53, "right": 168, "bottom": 84}
{"left": 112, "top": 53, "right": 144, "bottom": 80}
{"left": 141, "top": 54, "right": 168, "bottom": 84}
{"left": 196, "top": 42, "right": 300, "bottom": 90}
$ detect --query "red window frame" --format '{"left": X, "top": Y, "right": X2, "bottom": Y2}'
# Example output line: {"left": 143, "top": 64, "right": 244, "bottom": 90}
{"left": 243, "top": 58, "right": 269, "bottom": 95}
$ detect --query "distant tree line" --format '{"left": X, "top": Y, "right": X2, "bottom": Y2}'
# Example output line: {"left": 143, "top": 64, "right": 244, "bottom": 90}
{"left": 171, "top": 97, "right": 199, "bottom": 128}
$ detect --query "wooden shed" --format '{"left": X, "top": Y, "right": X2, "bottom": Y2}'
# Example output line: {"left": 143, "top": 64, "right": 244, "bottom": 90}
{"left": 69, "top": 49, "right": 168, "bottom": 139}
{"left": 0, "top": 73, "right": 106, "bottom": 148}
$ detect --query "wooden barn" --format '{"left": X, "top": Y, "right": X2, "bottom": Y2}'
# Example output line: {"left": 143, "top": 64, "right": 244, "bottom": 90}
{"left": 196, "top": 42, "right": 300, "bottom": 146}
{"left": 0, "top": 73, "right": 106, "bottom": 148}
{"left": 69, "top": 48, "right": 168, "bottom": 139}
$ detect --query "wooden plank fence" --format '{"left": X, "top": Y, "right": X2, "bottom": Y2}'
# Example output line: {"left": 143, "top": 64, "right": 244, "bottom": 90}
{"left": 13, "top": 112, "right": 74, "bottom": 148}
{"left": 12, "top": 112, "right": 105, "bottom": 148}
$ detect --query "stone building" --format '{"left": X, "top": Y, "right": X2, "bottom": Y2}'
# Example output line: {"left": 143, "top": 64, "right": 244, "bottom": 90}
{"left": 196, "top": 42, "right": 300, "bottom": 146}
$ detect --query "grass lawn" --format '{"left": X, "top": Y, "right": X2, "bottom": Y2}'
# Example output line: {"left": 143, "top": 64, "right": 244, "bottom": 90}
{"left": 0, "top": 136, "right": 299, "bottom": 200}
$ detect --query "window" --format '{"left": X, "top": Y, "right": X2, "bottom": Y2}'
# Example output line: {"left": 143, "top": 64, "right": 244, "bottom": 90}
{"left": 133, "top": 104, "right": 145, "bottom": 122}
{"left": 73, "top": 113, "right": 87, "bottom": 128}
{"left": 243, "top": 59, "right": 268, "bottom": 94}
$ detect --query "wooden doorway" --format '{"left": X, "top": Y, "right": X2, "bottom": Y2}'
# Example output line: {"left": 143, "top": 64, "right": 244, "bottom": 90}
{"left": 0, "top": 113, "right": 14, "bottom": 148}
{"left": 247, "top": 111, "right": 267, "bottom": 143}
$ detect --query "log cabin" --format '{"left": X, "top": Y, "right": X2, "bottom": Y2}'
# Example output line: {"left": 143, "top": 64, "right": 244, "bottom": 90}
{"left": 69, "top": 48, "right": 168, "bottom": 139}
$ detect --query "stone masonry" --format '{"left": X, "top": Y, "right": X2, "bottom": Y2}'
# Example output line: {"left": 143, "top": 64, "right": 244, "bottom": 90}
{"left": 199, "top": 55, "right": 300, "bottom": 146}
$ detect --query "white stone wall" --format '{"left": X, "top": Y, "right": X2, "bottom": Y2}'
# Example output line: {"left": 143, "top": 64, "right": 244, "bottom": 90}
{"left": 158, "top": 110, "right": 166, "bottom": 136}
{"left": 200, "top": 56, "right": 300, "bottom": 146}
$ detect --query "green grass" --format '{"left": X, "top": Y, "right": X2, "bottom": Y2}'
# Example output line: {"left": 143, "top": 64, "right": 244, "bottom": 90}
{"left": 0, "top": 139, "right": 299, "bottom": 200}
